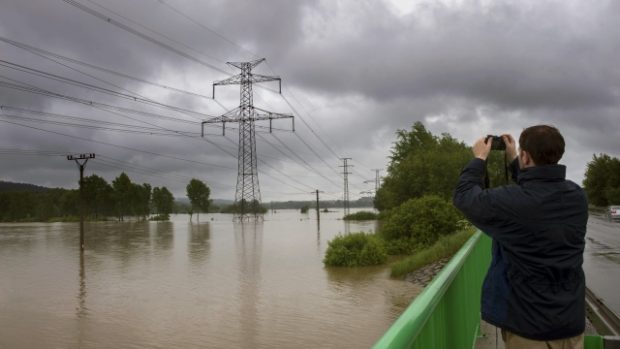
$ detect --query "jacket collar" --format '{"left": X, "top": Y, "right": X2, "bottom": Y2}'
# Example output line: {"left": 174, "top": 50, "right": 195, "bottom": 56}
{"left": 517, "top": 164, "right": 566, "bottom": 184}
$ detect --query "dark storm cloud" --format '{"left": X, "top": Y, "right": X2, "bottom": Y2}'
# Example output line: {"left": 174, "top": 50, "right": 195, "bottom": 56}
{"left": 1, "top": 0, "right": 619, "bottom": 199}
{"left": 274, "top": 0, "right": 620, "bottom": 111}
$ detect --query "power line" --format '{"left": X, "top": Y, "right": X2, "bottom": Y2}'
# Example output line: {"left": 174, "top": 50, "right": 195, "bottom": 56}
{"left": 281, "top": 92, "right": 341, "bottom": 160}
{"left": 0, "top": 110, "right": 319, "bottom": 198}
{"left": 61, "top": 0, "right": 229, "bottom": 75}
{"left": 153, "top": 0, "right": 258, "bottom": 60}
{"left": 0, "top": 117, "right": 236, "bottom": 170}
{"left": 0, "top": 112, "right": 198, "bottom": 137}
{"left": 0, "top": 77, "right": 281, "bottom": 158}
{"left": 0, "top": 59, "right": 216, "bottom": 121}
{"left": 84, "top": 0, "right": 230, "bottom": 66}
{"left": 0, "top": 35, "right": 214, "bottom": 101}
{"left": 269, "top": 133, "right": 341, "bottom": 189}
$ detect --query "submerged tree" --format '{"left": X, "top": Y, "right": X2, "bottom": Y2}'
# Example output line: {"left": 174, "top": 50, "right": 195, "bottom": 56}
{"left": 152, "top": 186, "right": 174, "bottom": 220}
{"left": 112, "top": 172, "right": 132, "bottom": 221}
{"left": 186, "top": 178, "right": 211, "bottom": 221}
{"left": 82, "top": 174, "right": 113, "bottom": 219}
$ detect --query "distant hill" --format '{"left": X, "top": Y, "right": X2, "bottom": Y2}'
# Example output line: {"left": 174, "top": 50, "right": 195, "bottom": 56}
{"left": 0, "top": 180, "right": 50, "bottom": 193}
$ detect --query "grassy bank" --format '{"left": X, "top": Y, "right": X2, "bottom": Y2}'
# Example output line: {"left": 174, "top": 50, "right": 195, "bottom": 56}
{"left": 390, "top": 227, "right": 476, "bottom": 278}
{"left": 343, "top": 211, "right": 378, "bottom": 221}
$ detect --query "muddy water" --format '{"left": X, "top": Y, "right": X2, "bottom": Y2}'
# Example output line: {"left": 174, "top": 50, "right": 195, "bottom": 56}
{"left": 0, "top": 209, "right": 421, "bottom": 348}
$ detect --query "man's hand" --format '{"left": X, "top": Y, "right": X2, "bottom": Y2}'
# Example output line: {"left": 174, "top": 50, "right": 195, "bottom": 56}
{"left": 473, "top": 137, "right": 492, "bottom": 161}
{"left": 501, "top": 134, "right": 518, "bottom": 161}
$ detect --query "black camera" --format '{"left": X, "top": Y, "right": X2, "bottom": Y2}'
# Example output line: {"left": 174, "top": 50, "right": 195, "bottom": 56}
{"left": 485, "top": 135, "right": 506, "bottom": 151}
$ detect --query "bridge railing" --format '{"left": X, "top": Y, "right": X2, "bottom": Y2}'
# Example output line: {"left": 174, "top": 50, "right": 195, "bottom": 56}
{"left": 372, "top": 231, "right": 605, "bottom": 349}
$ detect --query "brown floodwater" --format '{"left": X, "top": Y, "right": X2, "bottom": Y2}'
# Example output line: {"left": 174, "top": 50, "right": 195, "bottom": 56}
{"left": 0, "top": 209, "right": 421, "bottom": 349}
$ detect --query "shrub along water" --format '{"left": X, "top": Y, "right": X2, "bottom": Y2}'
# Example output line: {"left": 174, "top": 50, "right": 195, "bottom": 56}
{"left": 323, "top": 232, "right": 387, "bottom": 267}
{"left": 390, "top": 227, "right": 475, "bottom": 278}
{"left": 380, "top": 195, "right": 462, "bottom": 252}
{"left": 343, "top": 211, "right": 378, "bottom": 221}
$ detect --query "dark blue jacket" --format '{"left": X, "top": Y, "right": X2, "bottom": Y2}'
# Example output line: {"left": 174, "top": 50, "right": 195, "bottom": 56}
{"left": 453, "top": 158, "right": 588, "bottom": 340}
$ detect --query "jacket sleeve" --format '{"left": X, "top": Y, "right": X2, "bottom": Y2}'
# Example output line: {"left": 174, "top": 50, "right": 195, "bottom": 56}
{"left": 453, "top": 158, "right": 496, "bottom": 223}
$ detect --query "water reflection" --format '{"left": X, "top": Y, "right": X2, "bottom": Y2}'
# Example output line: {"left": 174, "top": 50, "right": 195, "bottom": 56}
{"left": 188, "top": 222, "right": 210, "bottom": 265}
{"left": 234, "top": 222, "right": 263, "bottom": 348}
{"left": 77, "top": 251, "right": 87, "bottom": 319}
{"left": 154, "top": 221, "right": 174, "bottom": 252}
{"left": 316, "top": 219, "right": 321, "bottom": 249}
{"left": 85, "top": 221, "right": 151, "bottom": 258}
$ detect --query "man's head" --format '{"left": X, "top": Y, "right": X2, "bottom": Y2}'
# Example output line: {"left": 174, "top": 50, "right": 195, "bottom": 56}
{"left": 518, "top": 125, "right": 565, "bottom": 168}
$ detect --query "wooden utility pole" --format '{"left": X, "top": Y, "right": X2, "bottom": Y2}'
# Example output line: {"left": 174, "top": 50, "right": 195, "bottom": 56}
{"left": 315, "top": 189, "right": 321, "bottom": 222}
{"left": 67, "top": 153, "right": 95, "bottom": 250}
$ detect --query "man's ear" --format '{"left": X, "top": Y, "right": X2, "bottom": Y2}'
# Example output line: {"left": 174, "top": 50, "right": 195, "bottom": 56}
{"left": 520, "top": 150, "right": 536, "bottom": 168}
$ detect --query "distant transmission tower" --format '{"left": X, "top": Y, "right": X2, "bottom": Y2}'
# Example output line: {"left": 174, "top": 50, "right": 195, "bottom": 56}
{"left": 340, "top": 158, "right": 352, "bottom": 216}
{"left": 203, "top": 58, "right": 293, "bottom": 220}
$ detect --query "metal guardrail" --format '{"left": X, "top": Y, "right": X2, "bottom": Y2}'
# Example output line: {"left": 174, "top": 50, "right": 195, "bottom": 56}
{"left": 372, "top": 231, "right": 491, "bottom": 349}
{"left": 373, "top": 231, "right": 612, "bottom": 349}
{"left": 586, "top": 287, "right": 620, "bottom": 336}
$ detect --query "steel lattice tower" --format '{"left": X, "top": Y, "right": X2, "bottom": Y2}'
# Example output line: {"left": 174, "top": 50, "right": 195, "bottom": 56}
{"left": 340, "top": 158, "right": 352, "bottom": 216}
{"left": 203, "top": 58, "right": 293, "bottom": 220}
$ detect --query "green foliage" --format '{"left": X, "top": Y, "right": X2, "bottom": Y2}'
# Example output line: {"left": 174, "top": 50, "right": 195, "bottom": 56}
{"left": 583, "top": 153, "right": 620, "bottom": 206}
{"left": 300, "top": 205, "right": 310, "bottom": 213}
{"left": 112, "top": 173, "right": 132, "bottom": 221}
{"left": 152, "top": 187, "right": 174, "bottom": 217}
{"left": 323, "top": 232, "right": 387, "bottom": 267}
{"left": 390, "top": 228, "right": 475, "bottom": 278}
{"left": 380, "top": 195, "right": 462, "bottom": 248}
{"left": 110, "top": 173, "right": 152, "bottom": 220}
{"left": 383, "top": 238, "right": 418, "bottom": 255}
{"left": 0, "top": 174, "right": 157, "bottom": 222}
{"left": 0, "top": 189, "right": 78, "bottom": 222}
{"left": 186, "top": 178, "right": 211, "bottom": 220}
{"left": 149, "top": 214, "right": 170, "bottom": 221}
{"left": 82, "top": 175, "right": 114, "bottom": 218}
{"left": 343, "top": 211, "right": 378, "bottom": 220}
{"left": 375, "top": 122, "right": 471, "bottom": 211}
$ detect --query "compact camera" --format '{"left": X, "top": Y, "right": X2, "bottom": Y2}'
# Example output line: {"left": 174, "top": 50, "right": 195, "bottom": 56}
{"left": 485, "top": 135, "right": 506, "bottom": 151}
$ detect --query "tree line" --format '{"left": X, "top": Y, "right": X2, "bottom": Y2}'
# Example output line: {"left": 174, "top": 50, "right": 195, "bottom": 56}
{"left": 0, "top": 173, "right": 212, "bottom": 222}
{"left": 583, "top": 153, "right": 620, "bottom": 206}
{"left": 325, "top": 121, "right": 511, "bottom": 268}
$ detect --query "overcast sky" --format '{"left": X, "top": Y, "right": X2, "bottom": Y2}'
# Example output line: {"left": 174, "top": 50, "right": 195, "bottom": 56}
{"left": 1, "top": 0, "right": 619, "bottom": 202}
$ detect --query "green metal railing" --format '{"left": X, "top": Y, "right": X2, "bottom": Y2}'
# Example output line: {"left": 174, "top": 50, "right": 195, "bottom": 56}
{"left": 373, "top": 231, "right": 605, "bottom": 349}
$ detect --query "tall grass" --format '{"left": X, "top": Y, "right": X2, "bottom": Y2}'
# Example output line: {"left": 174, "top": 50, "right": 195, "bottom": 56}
{"left": 343, "top": 211, "right": 378, "bottom": 221}
{"left": 390, "top": 227, "right": 476, "bottom": 278}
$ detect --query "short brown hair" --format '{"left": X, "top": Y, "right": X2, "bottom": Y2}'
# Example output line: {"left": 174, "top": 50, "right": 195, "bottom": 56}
{"left": 519, "top": 125, "right": 565, "bottom": 165}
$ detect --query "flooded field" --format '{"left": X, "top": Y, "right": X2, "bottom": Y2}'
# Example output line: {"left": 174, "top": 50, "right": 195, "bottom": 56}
{"left": 0, "top": 209, "right": 420, "bottom": 349}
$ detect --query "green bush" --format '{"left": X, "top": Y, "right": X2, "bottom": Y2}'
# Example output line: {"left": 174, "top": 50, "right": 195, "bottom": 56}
{"left": 149, "top": 214, "right": 170, "bottom": 221}
{"left": 380, "top": 195, "right": 461, "bottom": 247}
{"left": 343, "top": 211, "right": 378, "bottom": 221}
{"left": 384, "top": 237, "right": 418, "bottom": 255}
{"left": 390, "top": 228, "right": 475, "bottom": 278}
{"left": 323, "top": 232, "right": 387, "bottom": 267}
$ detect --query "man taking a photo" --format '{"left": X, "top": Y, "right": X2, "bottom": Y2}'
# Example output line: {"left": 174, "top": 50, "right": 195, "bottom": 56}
{"left": 453, "top": 125, "right": 588, "bottom": 349}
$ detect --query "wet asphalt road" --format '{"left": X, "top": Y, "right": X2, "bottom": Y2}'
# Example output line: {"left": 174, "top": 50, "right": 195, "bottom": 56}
{"left": 584, "top": 215, "right": 620, "bottom": 316}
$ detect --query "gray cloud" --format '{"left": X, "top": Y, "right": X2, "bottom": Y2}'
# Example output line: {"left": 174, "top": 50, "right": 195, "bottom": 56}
{"left": 1, "top": 0, "right": 619, "bottom": 201}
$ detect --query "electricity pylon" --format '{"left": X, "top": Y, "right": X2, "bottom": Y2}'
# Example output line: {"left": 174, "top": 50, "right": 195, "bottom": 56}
{"left": 363, "top": 169, "right": 382, "bottom": 196}
{"left": 339, "top": 158, "right": 352, "bottom": 216}
{"left": 202, "top": 58, "right": 293, "bottom": 221}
